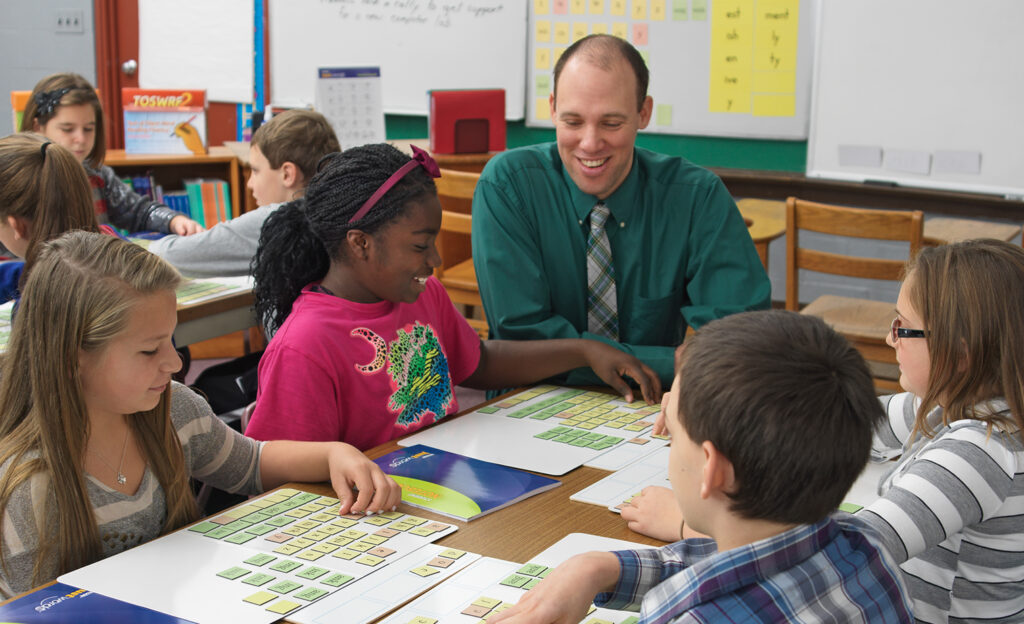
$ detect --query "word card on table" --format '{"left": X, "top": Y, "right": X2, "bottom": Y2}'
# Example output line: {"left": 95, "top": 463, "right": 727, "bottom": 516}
{"left": 400, "top": 385, "right": 668, "bottom": 476}
{"left": 290, "top": 544, "right": 479, "bottom": 624}
{"left": 571, "top": 446, "right": 672, "bottom": 512}
{"left": 61, "top": 488, "right": 457, "bottom": 624}
{"left": 380, "top": 533, "right": 650, "bottom": 624}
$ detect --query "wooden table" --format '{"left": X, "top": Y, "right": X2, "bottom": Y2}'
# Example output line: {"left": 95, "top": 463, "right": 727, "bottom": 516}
{"left": 736, "top": 198, "right": 786, "bottom": 270}
{"left": 296, "top": 444, "right": 665, "bottom": 564}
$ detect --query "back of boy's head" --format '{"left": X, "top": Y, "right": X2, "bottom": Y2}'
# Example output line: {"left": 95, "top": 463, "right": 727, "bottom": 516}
{"left": 0, "top": 133, "right": 99, "bottom": 270}
{"left": 20, "top": 72, "right": 106, "bottom": 168}
{"left": 905, "top": 239, "right": 1024, "bottom": 433}
{"left": 677, "top": 310, "right": 884, "bottom": 525}
{"left": 252, "top": 143, "right": 437, "bottom": 333}
{"left": 251, "top": 109, "right": 340, "bottom": 183}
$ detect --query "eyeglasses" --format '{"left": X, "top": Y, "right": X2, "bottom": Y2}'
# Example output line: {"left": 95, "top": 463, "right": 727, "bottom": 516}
{"left": 890, "top": 317, "right": 927, "bottom": 343}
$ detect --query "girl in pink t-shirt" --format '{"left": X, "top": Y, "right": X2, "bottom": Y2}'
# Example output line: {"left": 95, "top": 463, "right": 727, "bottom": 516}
{"left": 246, "top": 143, "right": 660, "bottom": 449}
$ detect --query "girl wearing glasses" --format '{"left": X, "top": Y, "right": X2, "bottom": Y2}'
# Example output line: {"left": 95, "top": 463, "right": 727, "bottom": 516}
{"left": 858, "top": 239, "right": 1024, "bottom": 623}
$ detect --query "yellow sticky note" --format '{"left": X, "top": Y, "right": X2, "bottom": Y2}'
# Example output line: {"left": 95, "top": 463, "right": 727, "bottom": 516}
{"left": 536, "top": 74, "right": 551, "bottom": 97}
{"left": 536, "top": 19, "right": 552, "bottom": 42}
{"left": 535, "top": 0, "right": 551, "bottom": 14}
{"left": 591, "top": 22, "right": 608, "bottom": 34}
{"left": 589, "top": 0, "right": 605, "bottom": 14}
{"left": 610, "top": 0, "right": 626, "bottom": 16}
{"left": 554, "top": 21, "right": 570, "bottom": 44}
{"left": 752, "top": 94, "right": 796, "bottom": 117}
{"left": 751, "top": 71, "right": 795, "bottom": 93}
{"left": 571, "top": 0, "right": 586, "bottom": 14}
{"left": 691, "top": 0, "right": 707, "bottom": 20}
{"left": 672, "top": 0, "right": 688, "bottom": 20}
{"left": 536, "top": 95, "right": 551, "bottom": 120}
{"left": 573, "top": 22, "right": 588, "bottom": 41}
{"left": 656, "top": 104, "right": 672, "bottom": 126}
{"left": 612, "top": 22, "right": 628, "bottom": 39}
{"left": 536, "top": 47, "right": 551, "bottom": 70}
{"left": 708, "top": 87, "right": 749, "bottom": 113}
{"left": 651, "top": 0, "right": 666, "bottom": 20}
{"left": 631, "top": 0, "right": 647, "bottom": 20}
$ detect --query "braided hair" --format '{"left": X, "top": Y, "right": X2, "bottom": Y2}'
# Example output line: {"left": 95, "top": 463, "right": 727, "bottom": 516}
{"left": 252, "top": 143, "right": 437, "bottom": 333}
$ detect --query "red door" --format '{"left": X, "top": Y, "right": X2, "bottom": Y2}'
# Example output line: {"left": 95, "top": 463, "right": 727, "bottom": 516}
{"left": 93, "top": 0, "right": 239, "bottom": 150}
{"left": 94, "top": 0, "right": 139, "bottom": 150}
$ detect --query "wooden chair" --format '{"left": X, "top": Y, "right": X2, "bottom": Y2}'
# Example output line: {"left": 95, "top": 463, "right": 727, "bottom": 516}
{"left": 434, "top": 168, "right": 488, "bottom": 339}
{"left": 785, "top": 197, "right": 924, "bottom": 392}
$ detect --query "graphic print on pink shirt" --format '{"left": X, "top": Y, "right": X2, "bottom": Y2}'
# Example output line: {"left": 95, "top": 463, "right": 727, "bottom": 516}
{"left": 352, "top": 322, "right": 454, "bottom": 428}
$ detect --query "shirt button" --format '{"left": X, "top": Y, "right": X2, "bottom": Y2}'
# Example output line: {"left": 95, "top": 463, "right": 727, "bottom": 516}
{"left": 620, "top": 221, "right": 626, "bottom": 228}
{"left": 578, "top": 219, "right": 583, "bottom": 225}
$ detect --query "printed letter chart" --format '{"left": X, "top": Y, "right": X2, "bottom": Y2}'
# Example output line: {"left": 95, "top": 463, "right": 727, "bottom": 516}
{"left": 61, "top": 489, "right": 460, "bottom": 624}
{"left": 314, "top": 66, "right": 386, "bottom": 149}
{"left": 379, "top": 533, "right": 647, "bottom": 624}
{"left": 400, "top": 385, "right": 669, "bottom": 475}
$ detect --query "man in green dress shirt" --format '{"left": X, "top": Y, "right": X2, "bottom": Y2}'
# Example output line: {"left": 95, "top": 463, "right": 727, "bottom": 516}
{"left": 471, "top": 34, "right": 770, "bottom": 387}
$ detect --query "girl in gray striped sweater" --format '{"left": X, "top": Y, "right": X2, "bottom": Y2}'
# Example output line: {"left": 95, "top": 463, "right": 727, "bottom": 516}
{"left": 859, "top": 239, "right": 1024, "bottom": 624}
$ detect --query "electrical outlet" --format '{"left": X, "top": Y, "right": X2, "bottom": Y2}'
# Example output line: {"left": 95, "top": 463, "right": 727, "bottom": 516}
{"left": 55, "top": 8, "right": 85, "bottom": 34}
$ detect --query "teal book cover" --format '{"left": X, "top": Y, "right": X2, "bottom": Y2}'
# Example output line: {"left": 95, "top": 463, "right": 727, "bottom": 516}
{"left": 0, "top": 583, "right": 195, "bottom": 623}
{"left": 375, "top": 445, "right": 560, "bottom": 521}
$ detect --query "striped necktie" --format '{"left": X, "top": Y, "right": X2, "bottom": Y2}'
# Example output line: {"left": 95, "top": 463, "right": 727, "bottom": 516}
{"left": 586, "top": 202, "right": 619, "bottom": 340}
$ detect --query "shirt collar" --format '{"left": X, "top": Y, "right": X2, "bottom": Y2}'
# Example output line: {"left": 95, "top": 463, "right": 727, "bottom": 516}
{"left": 649, "top": 517, "right": 839, "bottom": 619}
{"left": 562, "top": 148, "right": 643, "bottom": 223}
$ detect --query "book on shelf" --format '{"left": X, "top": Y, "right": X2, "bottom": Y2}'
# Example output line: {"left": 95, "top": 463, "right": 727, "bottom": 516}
{"left": 122, "top": 88, "right": 207, "bottom": 156}
{"left": 182, "top": 179, "right": 232, "bottom": 227}
{"left": 0, "top": 582, "right": 195, "bottom": 623}
{"left": 373, "top": 445, "right": 560, "bottom": 521}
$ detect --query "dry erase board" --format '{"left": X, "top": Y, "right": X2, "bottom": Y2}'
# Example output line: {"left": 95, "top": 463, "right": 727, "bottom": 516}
{"left": 807, "top": 1, "right": 1024, "bottom": 199}
{"left": 268, "top": 0, "right": 526, "bottom": 120}
{"left": 526, "top": 0, "right": 816, "bottom": 139}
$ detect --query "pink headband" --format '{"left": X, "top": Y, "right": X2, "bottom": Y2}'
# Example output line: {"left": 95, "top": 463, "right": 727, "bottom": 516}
{"left": 348, "top": 145, "right": 441, "bottom": 224}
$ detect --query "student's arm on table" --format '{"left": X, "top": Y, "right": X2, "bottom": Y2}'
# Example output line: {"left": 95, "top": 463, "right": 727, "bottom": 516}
{"left": 462, "top": 339, "right": 661, "bottom": 405}
{"left": 488, "top": 551, "right": 621, "bottom": 624}
{"left": 260, "top": 441, "right": 401, "bottom": 515}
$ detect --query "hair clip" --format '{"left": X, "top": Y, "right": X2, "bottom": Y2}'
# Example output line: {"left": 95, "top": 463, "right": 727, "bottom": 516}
{"left": 40, "top": 141, "right": 52, "bottom": 158}
{"left": 34, "top": 88, "right": 72, "bottom": 119}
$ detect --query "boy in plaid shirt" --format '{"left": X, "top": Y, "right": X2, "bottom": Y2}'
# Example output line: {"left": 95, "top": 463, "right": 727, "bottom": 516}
{"left": 491, "top": 311, "right": 914, "bottom": 624}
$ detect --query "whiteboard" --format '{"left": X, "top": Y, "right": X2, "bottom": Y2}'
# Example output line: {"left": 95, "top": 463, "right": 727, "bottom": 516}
{"left": 526, "top": 0, "right": 817, "bottom": 139}
{"left": 268, "top": 0, "right": 526, "bottom": 119}
{"left": 807, "top": 1, "right": 1024, "bottom": 199}
{"left": 138, "top": 0, "right": 253, "bottom": 103}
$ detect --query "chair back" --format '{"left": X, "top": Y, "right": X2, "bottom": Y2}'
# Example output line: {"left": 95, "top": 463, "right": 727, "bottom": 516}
{"left": 434, "top": 168, "right": 481, "bottom": 277}
{"left": 434, "top": 167, "right": 480, "bottom": 201}
{"left": 785, "top": 197, "right": 923, "bottom": 311}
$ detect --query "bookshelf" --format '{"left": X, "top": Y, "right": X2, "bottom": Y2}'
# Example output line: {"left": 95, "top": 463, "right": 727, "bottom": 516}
{"left": 105, "top": 146, "right": 243, "bottom": 219}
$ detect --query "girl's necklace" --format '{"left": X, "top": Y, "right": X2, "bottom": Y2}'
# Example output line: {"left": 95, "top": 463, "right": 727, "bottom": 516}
{"left": 90, "top": 428, "right": 130, "bottom": 485}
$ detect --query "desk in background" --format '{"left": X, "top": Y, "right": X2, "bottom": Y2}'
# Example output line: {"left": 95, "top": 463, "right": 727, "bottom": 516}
{"left": 0, "top": 276, "right": 256, "bottom": 353}
{"left": 174, "top": 276, "right": 257, "bottom": 348}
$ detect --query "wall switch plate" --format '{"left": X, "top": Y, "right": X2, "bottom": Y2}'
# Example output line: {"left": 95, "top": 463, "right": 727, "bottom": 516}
{"left": 55, "top": 9, "right": 85, "bottom": 34}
